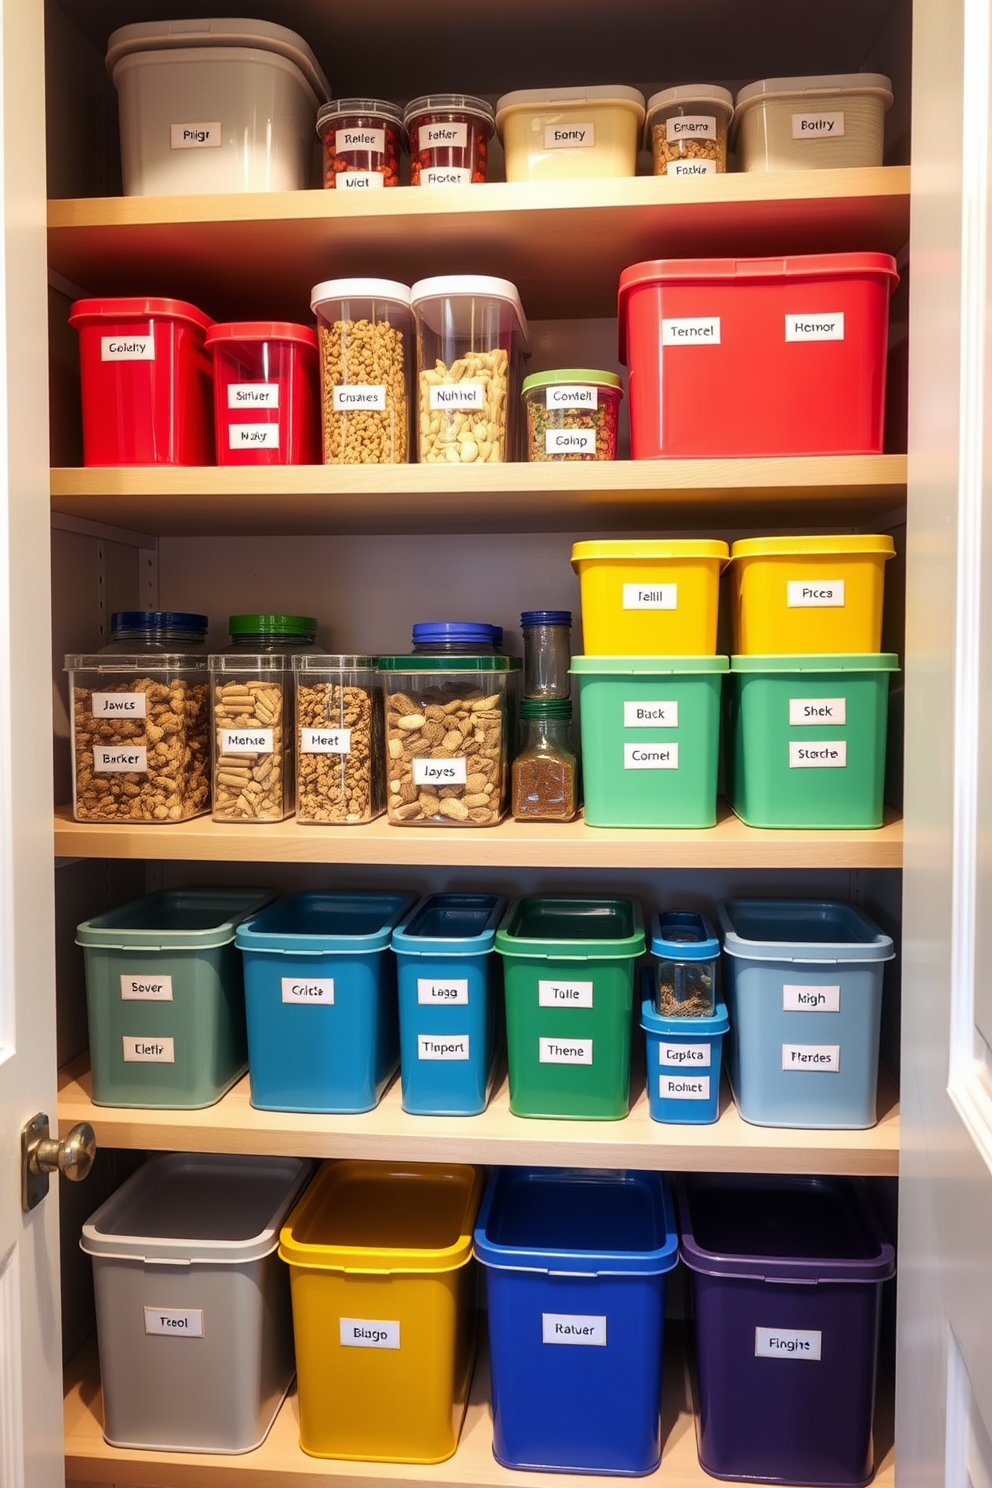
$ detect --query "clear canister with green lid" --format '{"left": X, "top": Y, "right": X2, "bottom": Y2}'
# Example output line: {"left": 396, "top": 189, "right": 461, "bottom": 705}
{"left": 294, "top": 654, "right": 385, "bottom": 824}
{"left": 512, "top": 699, "right": 579, "bottom": 822}
{"left": 522, "top": 370, "right": 622, "bottom": 461}
{"left": 645, "top": 86, "right": 734, "bottom": 176}
{"left": 209, "top": 614, "right": 318, "bottom": 823}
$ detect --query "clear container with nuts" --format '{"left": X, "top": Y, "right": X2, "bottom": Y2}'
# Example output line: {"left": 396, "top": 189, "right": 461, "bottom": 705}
{"left": 410, "top": 275, "right": 530, "bottom": 465}
{"left": 311, "top": 278, "right": 413, "bottom": 465}
{"left": 209, "top": 614, "right": 318, "bottom": 824}
{"left": 66, "top": 611, "right": 210, "bottom": 823}
{"left": 378, "top": 646, "right": 521, "bottom": 826}
{"left": 522, "top": 369, "right": 622, "bottom": 461}
{"left": 646, "top": 85, "right": 733, "bottom": 176}
{"left": 294, "top": 654, "right": 386, "bottom": 824}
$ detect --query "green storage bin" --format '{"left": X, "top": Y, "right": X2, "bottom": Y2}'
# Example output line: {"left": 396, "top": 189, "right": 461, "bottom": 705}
{"left": 570, "top": 656, "right": 727, "bottom": 828}
{"left": 726, "top": 654, "right": 899, "bottom": 829}
{"left": 77, "top": 888, "right": 274, "bottom": 1108}
{"left": 495, "top": 896, "right": 645, "bottom": 1120}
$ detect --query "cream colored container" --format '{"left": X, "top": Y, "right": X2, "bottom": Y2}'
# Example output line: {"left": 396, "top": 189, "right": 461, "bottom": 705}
{"left": 496, "top": 86, "right": 645, "bottom": 182}
{"left": 733, "top": 73, "right": 893, "bottom": 173}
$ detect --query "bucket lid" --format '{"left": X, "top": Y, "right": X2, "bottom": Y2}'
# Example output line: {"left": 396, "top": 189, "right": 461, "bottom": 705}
{"left": 571, "top": 539, "right": 730, "bottom": 569}
{"left": 677, "top": 1174, "right": 896, "bottom": 1284}
{"left": 520, "top": 609, "right": 572, "bottom": 626}
{"left": 410, "top": 276, "right": 530, "bottom": 351}
{"left": 571, "top": 655, "right": 728, "bottom": 675}
{"left": 730, "top": 653, "right": 900, "bottom": 673}
{"left": 391, "top": 892, "right": 507, "bottom": 956}
{"left": 650, "top": 909, "right": 720, "bottom": 960}
{"left": 730, "top": 534, "right": 896, "bottom": 560}
{"left": 205, "top": 321, "right": 317, "bottom": 350}
{"left": 377, "top": 653, "right": 519, "bottom": 671}
{"left": 75, "top": 888, "right": 273, "bottom": 951}
{"left": 316, "top": 97, "right": 404, "bottom": 130}
{"left": 235, "top": 891, "right": 416, "bottom": 955}
{"left": 68, "top": 297, "right": 213, "bottom": 333}
{"left": 311, "top": 278, "right": 412, "bottom": 313}
{"left": 403, "top": 94, "right": 495, "bottom": 131}
{"left": 105, "top": 17, "right": 330, "bottom": 102}
{"left": 735, "top": 72, "right": 893, "bottom": 111}
{"left": 646, "top": 84, "right": 734, "bottom": 119}
{"left": 716, "top": 898, "right": 895, "bottom": 963}
{"left": 495, "top": 895, "right": 645, "bottom": 960}
{"left": 640, "top": 995, "right": 729, "bottom": 1039}
{"left": 522, "top": 369, "right": 622, "bottom": 396}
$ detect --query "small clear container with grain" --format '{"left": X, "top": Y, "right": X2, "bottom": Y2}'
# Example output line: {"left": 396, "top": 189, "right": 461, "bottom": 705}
{"left": 650, "top": 909, "right": 719, "bottom": 1017}
{"left": 311, "top": 278, "right": 413, "bottom": 465}
{"left": 294, "top": 654, "right": 386, "bottom": 824}
{"left": 645, "top": 85, "right": 733, "bottom": 176}
{"left": 522, "top": 369, "right": 622, "bottom": 461}
{"left": 496, "top": 85, "right": 645, "bottom": 181}
{"left": 733, "top": 74, "right": 893, "bottom": 173}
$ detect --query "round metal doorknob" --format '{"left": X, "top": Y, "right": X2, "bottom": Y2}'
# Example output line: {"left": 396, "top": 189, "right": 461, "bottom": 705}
{"left": 30, "top": 1122, "right": 96, "bottom": 1182}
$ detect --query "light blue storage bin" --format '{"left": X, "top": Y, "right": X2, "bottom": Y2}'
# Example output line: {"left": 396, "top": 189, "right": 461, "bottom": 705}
{"left": 392, "top": 893, "right": 506, "bottom": 1116}
{"left": 639, "top": 972, "right": 728, "bottom": 1125}
{"left": 235, "top": 891, "right": 415, "bottom": 1113}
{"left": 717, "top": 899, "right": 895, "bottom": 1130}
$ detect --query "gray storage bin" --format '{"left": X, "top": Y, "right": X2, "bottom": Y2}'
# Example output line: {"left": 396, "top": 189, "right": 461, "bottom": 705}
{"left": 80, "top": 1152, "right": 311, "bottom": 1453}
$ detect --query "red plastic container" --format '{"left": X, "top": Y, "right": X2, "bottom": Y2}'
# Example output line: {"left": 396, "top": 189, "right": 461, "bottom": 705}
{"left": 69, "top": 297, "right": 214, "bottom": 466}
{"left": 205, "top": 322, "right": 320, "bottom": 466}
{"left": 618, "top": 253, "right": 899, "bottom": 459}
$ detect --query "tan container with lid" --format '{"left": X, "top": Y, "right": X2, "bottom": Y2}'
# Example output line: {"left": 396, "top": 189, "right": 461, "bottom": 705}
{"left": 733, "top": 73, "right": 893, "bottom": 172}
{"left": 496, "top": 85, "right": 645, "bottom": 181}
{"left": 646, "top": 85, "right": 733, "bottom": 176}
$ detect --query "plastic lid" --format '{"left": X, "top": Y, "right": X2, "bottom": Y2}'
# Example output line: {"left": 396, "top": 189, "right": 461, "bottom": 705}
{"left": 520, "top": 698, "right": 572, "bottom": 720}
{"left": 496, "top": 85, "right": 646, "bottom": 129}
{"left": 205, "top": 321, "right": 317, "bottom": 350}
{"left": 316, "top": 97, "right": 404, "bottom": 129}
{"left": 75, "top": 889, "right": 274, "bottom": 952}
{"left": 229, "top": 613, "right": 317, "bottom": 637}
{"left": 646, "top": 84, "right": 734, "bottom": 118}
{"left": 391, "top": 893, "right": 508, "bottom": 956}
{"left": 111, "top": 611, "right": 207, "bottom": 635}
{"left": 521, "top": 369, "right": 622, "bottom": 396}
{"left": 735, "top": 72, "right": 893, "bottom": 110}
{"left": 293, "top": 653, "right": 377, "bottom": 670}
{"left": 716, "top": 898, "right": 896, "bottom": 963}
{"left": 105, "top": 17, "right": 330, "bottom": 102}
{"left": 403, "top": 94, "right": 495, "bottom": 131}
{"left": 640, "top": 995, "right": 729, "bottom": 1039}
{"left": 68, "top": 297, "right": 213, "bottom": 333}
{"left": 412, "top": 621, "right": 496, "bottom": 647}
{"left": 730, "top": 534, "right": 896, "bottom": 559}
{"left": 235, "top": 891, "right": 416, "bottom": 955}
{"left": 571, "top": 539, "right": 730, "bottom": 568}
{"left": 311, "top": 278, "right": 412, "bottom": 313}
{"left": 521, "top": 610, "right": 572, "bottom": 626}
{"left": 410, "top": 275, "right": 530, "bottom": 350}
{"left": 495, "top": 895, "right": 645, "bottom": 960}
{"left": 377, "top": 653, "right": 520, "bottom": 672}
{"left": 571, "top": 655, "right": 729, "bottom": 674}
{"left": 730, "top": 653, "right": 899, "bottom": 673}
{"left": 650, "top": 909, "right": 720, "bottom": 960}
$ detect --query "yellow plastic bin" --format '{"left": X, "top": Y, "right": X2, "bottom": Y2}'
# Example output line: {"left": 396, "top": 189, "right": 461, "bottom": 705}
{"left": 729, "top": 536, "right": 895, "bottom": 654}
{"left": 279, "top": 1160, "right": 484, "bottom": 1464}
{"left": 571, "top": 540, "right": 729, "bottom": 656}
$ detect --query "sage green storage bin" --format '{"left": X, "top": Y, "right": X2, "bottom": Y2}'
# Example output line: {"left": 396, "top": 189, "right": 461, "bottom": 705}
{"left": 571, "top": 656, "right": 727, "bottom": 827}
{"left": 726, "top": 654, "right": 898, "bottom": 829}
{"left": 495, "top": 895, "right": 645, "bottom": 1120}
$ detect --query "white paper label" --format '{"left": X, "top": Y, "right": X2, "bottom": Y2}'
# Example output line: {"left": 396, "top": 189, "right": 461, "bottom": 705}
{"left": 412, "top": 756, "right": 467, "bottom": 786}
{"left": 790, "top": 741, "right": 847, "bottom": 768}
{"left": 94, "top": 745, "right": 147, "bottom": 773}
{"left": 227, "top": 383, "right": 279, "bottom": 410}
{"left": 785, "top": 313, "right": 845, "bottom": 342}
{"left": 430, "top": 382, "right": 484, "bottom": 410}
{"left": 333, "top": 384, "right": 386, "bottom": 411}
{"left": 422, "top": 166, "right": 472, "bottom": 186}
{"left": 755, "top": 1326, "right": 822, "bottom": 1360}
{"left": 543, "top": 1313, "right": 606, "bottom": 1345}
{"left": 281, "top": 977, "right": 334, "bottom": 1004}
{"left": 623, "top": 583, "right": 677, "bottom": 610}
{"left": 229, "top": 423, "right": 279, "bottom": 450}
{"left": 122, "top": 1036, "right": 175, "bottom": 1063}
{"left": 659, "top": 1041, "right": 711, "bottom": 1067}
{"left": 539, "top": 978, "right": 594, "bottom": 1008}
{"left": 784, "top": 983, "right": 841, "bottom": 1013}
{"left": 101, "top": 335, "right": 154, "bottom": 362}
{"left": 417, "top": 1034, "right": 470, "bottom": 1060}
{"left": 662, "top": 317, "right": 721, "bottom": 345}
{"left": 546, "top": 428, "right": 596, "bottom": 455}
{"left": 340, "top": 1318, "right": 400, "bottom": 1349}
{"left": 782, "top": 1043, "right": 840, "bottom": 1072}
{"left": 791, "top": 111, "right": 845, "bottom": 139}
{"left": 547, "top": 384, "right": 598, "bottom": 409}
{"left": 336, "top": 126, "right": 386, "bottom": 153}
{"left": 170, "top": 122, "right": 221, "bottom": 149}
{"left": 220, "top": 729, "right": 274, "bottom": 754}
{"left": 789, "top": 697, "right": 847, "bottom": 726}
{"left": 302, "top": 728, "right": 352, "bottom": 754}
{"left": 670, "top": 158, "right": 716, "bottom": 176}
{"left": 120, "top": 974, "right": 173, "bottom": 1002}
{"left": 666, "top": 115, "right": 718, "bottom": 141}
{"left": 623, "top": 700, "right": 678, "bottom": 728}
{"left": 420, "top": 122, "right": 468, "bottom": 151}
{"left": 417, "top": 978, "right": 469, "bottom": 1005}
{"left": 625, "top": 742, "right": 679, "bottom": 770}
{"left": 787, "top": 580, "right": 846, "bottom": 607}
{"left": 144, "top": 1307, "right": 203, "bottom": 1337}
{"left": 659, "top": 1073, "right": 711, "bottom": 1100}
{"left": 539, "top": 1037, "right": 593, "bottom": 1065}
{"left": 544, "top": 121, "right": 596, "bottom": 148}
{"left": 338, "top": 171, "right": 385, "bottom": 190}
{"left": 91, "top": 691, "right": 147, "bottom": 718}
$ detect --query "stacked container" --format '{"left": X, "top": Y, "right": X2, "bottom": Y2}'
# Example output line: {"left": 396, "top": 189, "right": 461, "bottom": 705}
{"left": 513, "top": 609, "right": 578, "bottom": 823}
{"left": 640, "top": 911, "right": 728, "bottom": 1124}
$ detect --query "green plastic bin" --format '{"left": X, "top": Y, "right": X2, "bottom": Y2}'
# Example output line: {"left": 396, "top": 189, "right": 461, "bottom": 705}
{"left": 571, "top": 656, "right": 727, "bottom": 828}
{"left": 77, "top": 888, "right": 274, "bottom": 1108}
{"left": 495, "top": 896, "right": 645, "bottom": 1120}
{"left": 726, "top": 654, "right": 899, "bottom": 829}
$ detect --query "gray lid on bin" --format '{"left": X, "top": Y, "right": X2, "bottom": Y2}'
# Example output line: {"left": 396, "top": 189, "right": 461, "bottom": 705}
{"left": 717, "top": 898, "right": 895, "bottom": 963}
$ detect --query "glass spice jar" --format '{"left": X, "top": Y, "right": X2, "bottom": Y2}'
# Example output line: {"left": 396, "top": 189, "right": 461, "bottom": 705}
{"left": 403, "top": 94, "right": 494, "bottom": 185}
{"left": 511, "top": 698, "right": 579, "bottom": 822}
{"left": 520, "top": 610, "right": 572, "bottom": 699}
{"left": 316, "top": 98, "right": 404, "bottom": 190}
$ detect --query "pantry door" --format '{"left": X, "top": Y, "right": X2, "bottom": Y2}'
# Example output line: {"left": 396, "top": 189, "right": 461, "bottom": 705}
{"left": 0, "top": 0, "right": 68, "bottom": 1484}
{"left": 900, "top": 0, "right": 992, "bottom": 1478}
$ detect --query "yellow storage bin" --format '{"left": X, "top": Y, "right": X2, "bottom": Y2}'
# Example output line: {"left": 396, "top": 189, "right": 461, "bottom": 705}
{"left": 729, "top": 535, "right": 895, "bottom": 654}
{"left": 571, "top": 540, "right": 729, "bottom": 656}
{"left": 278, "top": 1159, "right": 484, "bottom": 1464}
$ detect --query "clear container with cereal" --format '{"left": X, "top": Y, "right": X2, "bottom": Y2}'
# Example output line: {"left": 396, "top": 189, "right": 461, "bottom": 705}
{"left": 411, "top": 276, "right": 530, "bottom": 465}
{"left": 311, "top": 278, "right": 413, "bottom": 465}
{"left": 645, "top": 86, "right": 733, "bottom": 176}
{"left": 650, "top": 909, "right": 720, "bottom": 1017}
{"left": 209, "top": 615, "right": 318, "bottom": 823}
{"left": 316, "top": 98, "right": 404, "bottom": 190}
{"left": 404, "top": 94, "right": 494, "bottom": 185}
{"left": 294, "top": 654, "right": 386, "bottom": 824}
{"left": 66, "top": 611, "right": 210, "bottom": 824}
{"left": 522, "top": 369, "right": 622, "bottom": 461}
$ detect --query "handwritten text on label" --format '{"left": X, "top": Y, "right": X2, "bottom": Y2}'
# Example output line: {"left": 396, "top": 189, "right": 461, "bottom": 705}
{"left": 538, "top": 978, "right": 593, "bottom": 1008}
{"left": 623, "top": 700, "right": 678, "bottom": 728}
{"left": 94, "top": 745, "right": 147, "bottom": 773}
{"left": 783, "top": 984, "right": 841, "bottom": 1013}
{"left": 120, "top": 974, "right": 173, "bottom": 1002}
{"left": 755, "top": 1326, "right": 822, "bottom": 1360}
{"left": 145, "top": 1307, "right": 204, "bottom": 1337}
{"left": 92, "top": 691, "right": 146, "bottom": 718}
{"left": 417, "top": 979, "right": 469, "bottom": 1005}
{"left": 781, "top": 1043, "right": 840, "bottom": 1072}
{"left": 542, "top": 1313, "right": 607, "bottom": 1345}
{"left": 282, "top": 977, "right": 335, "bottom": 1005}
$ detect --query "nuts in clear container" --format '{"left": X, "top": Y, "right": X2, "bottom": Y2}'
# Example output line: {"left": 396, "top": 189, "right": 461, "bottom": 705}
{"left": 646, "top": 86, "right": 733, "bottom": 176}
{"left": 311, "top": 279, "right": 413, "bottom": 465}
{"left": 295, "top": 656, "right": 385, "bottom": 824}
{"left": 419, "top": 349, "right": 509, "bottom": 463}
{"left": 522, "top": 369, "right": 622, "bottom": 461}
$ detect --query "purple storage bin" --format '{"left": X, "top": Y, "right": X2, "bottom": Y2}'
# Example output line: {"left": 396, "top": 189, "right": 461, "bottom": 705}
{"left": 678, "top": 1175, "right": 894, "bottom": 1487}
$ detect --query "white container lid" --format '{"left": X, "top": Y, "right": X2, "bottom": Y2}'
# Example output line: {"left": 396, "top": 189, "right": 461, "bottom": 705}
{"left": 410, "top": 275, "right": 530, "bottom": 348}
{"left": 497, "top": 84, "right": 645, "bottom": 121}
{"left": 735, "top": 72, "right": 893, "bottom": 111}
{"left": 311, "top": 278, "right": 412, "bottom": 313}
{"left": 106, "top": 16, "right": 330, "bottom": 102}
{"left": 646, "top": 84, "right": 734, "bottom": 120}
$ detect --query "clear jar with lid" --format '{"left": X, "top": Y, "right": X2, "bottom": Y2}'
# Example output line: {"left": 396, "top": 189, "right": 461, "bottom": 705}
{"left": 311, "top": 278, "right": 413, "bottom": 465}
{"left": 403, "top": 94, "right": 494, "bottom": 185}
{"left": 66, "top": 611, "right": 210, "bottom": 823}
{"left": 511, "top": 699, "right": 579, "bottom": 822}
{"left": 650, "top": 909, "right": 719, "bottom": 1017}
{"left": 209, "top": 614, "right": 318, "bottom": 823}
{"left": 646, "top": 86, "right": 734, "bottom": 176}
{"left": 521, "top": 610, "right": 572, "bottom": 698}
{"left": 316, "top": 98, "right": 404, "bottom": 190}
{"left": 522, "top": 370, "right": 622, "bottom": 461}
{"left": 294, "top": 654, "right": 385, "bottom": 824}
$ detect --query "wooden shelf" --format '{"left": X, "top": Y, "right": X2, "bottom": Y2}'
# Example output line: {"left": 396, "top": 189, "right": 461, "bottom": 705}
{"left": 54, "top": 803, "right": 903, "bottom": 870}
{"left": 64, "top": 1325, "right": 895, "bottom": 1488}
{"left": 48, "top": 169, "right": 910, "bottom": 321}
{"left": 50, "top": 456, "right": 908, "bottom": 537}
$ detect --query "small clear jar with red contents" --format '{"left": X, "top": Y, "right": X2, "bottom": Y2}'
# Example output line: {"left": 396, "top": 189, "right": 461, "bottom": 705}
{"left": 403, "top": 94, "right": 494, "bottom": 186}
{"left": 316, "top": 98, "right": 404, "bottom": 190}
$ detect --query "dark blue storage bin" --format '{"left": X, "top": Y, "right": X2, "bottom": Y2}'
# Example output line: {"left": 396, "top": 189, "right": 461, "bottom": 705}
{"left": 474, "top": 1167, "right": 678, "bottom": 1476}
{"left": 392, "top": 893, "right": 506, "bottom": 1116}
{"left": 235, "top": 891, "right": 414, "bottom": 1113}
{"left": 640, "top": 971, "right": 728, "bottom": 1125}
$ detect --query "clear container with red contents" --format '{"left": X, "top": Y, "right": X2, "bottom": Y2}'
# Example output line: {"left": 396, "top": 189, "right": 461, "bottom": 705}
{"left": 316, "top": 98, "right": 404, "bottom": 191}
{"left": 403, "top": 94, "right": 494, "bottom": 186}
{"left": 205, "top": 322, "right": 320, "bottom": 466}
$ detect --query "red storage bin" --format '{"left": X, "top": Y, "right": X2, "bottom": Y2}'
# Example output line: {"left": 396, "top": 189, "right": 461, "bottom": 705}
{"left": 69, "top": 297, "right": 214, "bottom": 466}
{"left": 618, "top": 253, "right": 899, "bottom": 459}
{"left": 205, "top": 322, "right": 319, "bottom": 466}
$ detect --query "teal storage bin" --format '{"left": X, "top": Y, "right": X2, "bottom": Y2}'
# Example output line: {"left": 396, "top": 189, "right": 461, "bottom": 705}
{"left": 640, "top": 971, "right": 728, "bottom": 1125}
{"left": 717, "top": 899, "right": 895, "bottom": 1130}
{"left": 726, "top": 654, "right": 898, "bottom": 828}
{"left": 570, "top": 656, "right": 727, "bottom": 828}
{"left": 76, "top": 888, "right": 274, "bottom": 1109}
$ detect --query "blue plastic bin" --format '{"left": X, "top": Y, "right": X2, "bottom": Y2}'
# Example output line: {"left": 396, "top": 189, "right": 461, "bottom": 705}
{"left": 235, "top": 891, "right": 415, "bottom": 1113}
{"left": 717, "top": 899, "right": 895, "bottom": 1130}
{"left": 640, "top": 971, "right": 728, "bottom": 1125}
{"left": 474, "top": 1167, "right": 678, "bottom": 1476}
{"left": 392, "top": 893, "right": 506, "bottom": 1116}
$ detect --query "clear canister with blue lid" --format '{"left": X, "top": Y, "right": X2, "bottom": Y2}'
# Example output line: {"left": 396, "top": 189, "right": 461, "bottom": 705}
{"left": 650, "top": 909, "right": 720, "bottom": 1017}
{"left": 521, "top": 610, "right": 572, "bottom": 698}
